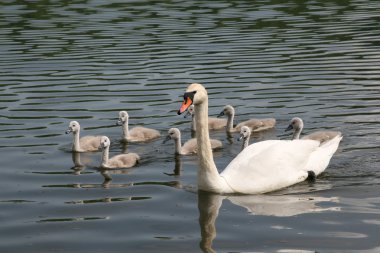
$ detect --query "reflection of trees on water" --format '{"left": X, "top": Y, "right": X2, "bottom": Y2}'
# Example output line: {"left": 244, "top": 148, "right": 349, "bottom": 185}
{"left": 198, "top": 191, "right": 340, "bottom": 253}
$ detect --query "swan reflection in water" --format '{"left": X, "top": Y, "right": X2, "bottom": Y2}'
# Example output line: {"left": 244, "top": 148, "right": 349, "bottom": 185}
{"left": 164, "top": 154, "right": 182, "bottom": 176}
{"left": 70, "top": 152, "right": 86, "bottom": 175}
{"left": 198, "top": 191, "right": 340, "bottom": 253}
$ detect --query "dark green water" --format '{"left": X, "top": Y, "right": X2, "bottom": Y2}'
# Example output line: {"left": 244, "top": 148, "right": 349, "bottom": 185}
{"left": 1, "top": 1, "right": 380, "bottom": 252}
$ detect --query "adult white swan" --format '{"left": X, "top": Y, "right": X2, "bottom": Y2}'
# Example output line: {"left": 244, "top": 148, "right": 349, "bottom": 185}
{"left": 177, "top": 83, "right": 342, "bottom": 194}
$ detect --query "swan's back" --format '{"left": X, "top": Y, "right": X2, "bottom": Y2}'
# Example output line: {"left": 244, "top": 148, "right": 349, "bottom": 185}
{"left": 220, "top": 140, "right": 321, "bottom": 194}
{"left": 235, "top": 118, "right": 276, "bottom": 132}
{"left": 107, "top": 153, "right": 140, "bottom": 168}
{"left": 79, "top": 136, "right": 102, "bottom": 151}
{"left": 129, "top": 126, "right": 160, "bottom": 142}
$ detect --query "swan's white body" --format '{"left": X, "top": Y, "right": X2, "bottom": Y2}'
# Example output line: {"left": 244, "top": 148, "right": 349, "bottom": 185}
{"left": 179, "top": 83, "right": 342, "bottom": 194}
{"left": 100, "top": 136, "right": 140, "bottom": 169}
{"left": 118, "top": 111, "right": 160, "bottom": 142}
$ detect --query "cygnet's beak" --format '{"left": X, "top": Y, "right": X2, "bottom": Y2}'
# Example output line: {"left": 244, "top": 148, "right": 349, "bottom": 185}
{"left": 116, "top": 119, "right": 123, "bottom": 126}
{"left": 285, "top": 124, "right": 293, "bottom": 132}
{"left": 237, "top": 134, "right": 244, "bottom": 141}
{"left": 65, "top": 128, "right": 72, "bottom": 134}
{"left": 217, "top": 111, "right": 224, "bottom": 118}
{"left": 163, "top": 135, "right": 171, "bottom": 144}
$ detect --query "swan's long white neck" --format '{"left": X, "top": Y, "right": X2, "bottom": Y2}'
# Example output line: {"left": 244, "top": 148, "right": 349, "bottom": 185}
{"left": 73, "top": 130, "right": 81, "bottom": 151}
{"left": 122, "top": 118, "right": 129, "bottom": 140}
{"left": 194, "top": 98, "right": 230, "bottom": 193}
{"left": 226, "top": 111, "right": 234, "bottom": 132}
{"left": 101, "top": 145, "right": 109, "bottom": 166}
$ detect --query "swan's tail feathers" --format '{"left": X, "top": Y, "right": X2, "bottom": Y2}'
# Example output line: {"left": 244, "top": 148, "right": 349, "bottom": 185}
{"left": 308, "top": 134, "right": 342, "bottom": 176}
{"left": 321, "top": 131, "right": 343, "bottom": 147}
{"left": 320, "top": 134, "right": 343, "bottom": 151}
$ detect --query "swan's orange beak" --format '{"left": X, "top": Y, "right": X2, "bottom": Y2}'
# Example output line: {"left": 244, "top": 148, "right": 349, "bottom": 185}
{"left": 177, "top": 96, "right": 193, "bottom": 115}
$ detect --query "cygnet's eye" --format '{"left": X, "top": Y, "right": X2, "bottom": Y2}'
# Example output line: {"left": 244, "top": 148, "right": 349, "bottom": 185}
{"left": 73, "top": 124, "right": 76, "bottom": 127}
{"left": 170, "top": 132, "right": 174, "bottom": 135}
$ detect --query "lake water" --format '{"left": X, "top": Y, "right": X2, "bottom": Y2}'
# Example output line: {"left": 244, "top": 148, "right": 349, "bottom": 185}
{"left": 1, "top": 0, "right": 380, "bottom": 252}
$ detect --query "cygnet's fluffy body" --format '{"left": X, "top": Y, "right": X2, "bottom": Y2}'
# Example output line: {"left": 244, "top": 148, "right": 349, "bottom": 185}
{"left": 117, "top": 110, "right": 160, "bottom": 142}
{"left": 286, "top": 117, "right": 342, "bottom": 144}
{"left": 66, "top": 121, "right": 102, "bottom": 152}
{"left": 164, "top": 128, "right": 222, "bottom": 155}
{"left": 185, "top": 105, "right": 227, "bottom": 131}
{"left": 218, "top": 105, "right": 276, "bottom": 133}
{"left": 100, "top": 136, "right": 140, "bottom": 169}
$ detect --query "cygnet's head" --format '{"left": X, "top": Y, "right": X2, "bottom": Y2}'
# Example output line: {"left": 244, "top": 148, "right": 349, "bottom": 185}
{"left": 285, "top": 117, "right": 304, "bottom": 132}
{"left": 66, "top": 121, "right": 80, "bottom": 134}
{"left": 184, "top": 104, "right": 195, "bottom": 118}
{"left": 218, "top": 105, "right": 235, "bottom": 118}
{"left": 117, "top": 111, "right": 129, "bottom": 125}
{"left": 163, "top": 128, "right": 181, "bottom": 143}
{"left": 238, "top": 126, "right": 251, "bottom": 141}
{"left": 100, "top": 136, "right": 111, "bottom": 149}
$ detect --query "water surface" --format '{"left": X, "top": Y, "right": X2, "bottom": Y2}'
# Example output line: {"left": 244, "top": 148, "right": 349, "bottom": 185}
{"left": 1, "top": 1, "right": 380, "bottom": 252}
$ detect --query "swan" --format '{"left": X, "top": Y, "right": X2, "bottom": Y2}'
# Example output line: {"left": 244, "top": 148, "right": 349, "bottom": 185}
{"left": 65, "top": 121, "right": 101, "bottom": 152}
{"left": 217, "top": 105, "right": 276, "bottom": 133}
{"left": 286, "top": 117, "right": 342, "bottom": 144}
{"left": 237, "top": 126, "right": 251, "bottom": 151}
{"left": 177, "top": 83, "right": 342, "bottom": 194}
{"left": 184, "top": 105, "right": 227, "bottom": 131}
{"left": 100, "top": 136, "right": 140, "bottom": 169}
{"left": 163, "top": 128, "right": 222, "bottom": 155}
{"left": 117, "top": 110, "right": 160, "bottom": 142}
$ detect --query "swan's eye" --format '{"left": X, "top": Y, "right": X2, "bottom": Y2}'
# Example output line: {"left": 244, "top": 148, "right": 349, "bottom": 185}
{"left": 170, "top": 132, "right": 174, "bottom": 135}
{"left": 73, "top": 124, "right": 76, "bottom": 127}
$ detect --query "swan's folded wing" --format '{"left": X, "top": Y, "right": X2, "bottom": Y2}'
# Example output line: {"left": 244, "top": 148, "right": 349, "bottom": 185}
{"left": 220, "top": 140, "right": 320, "bottom": 194}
